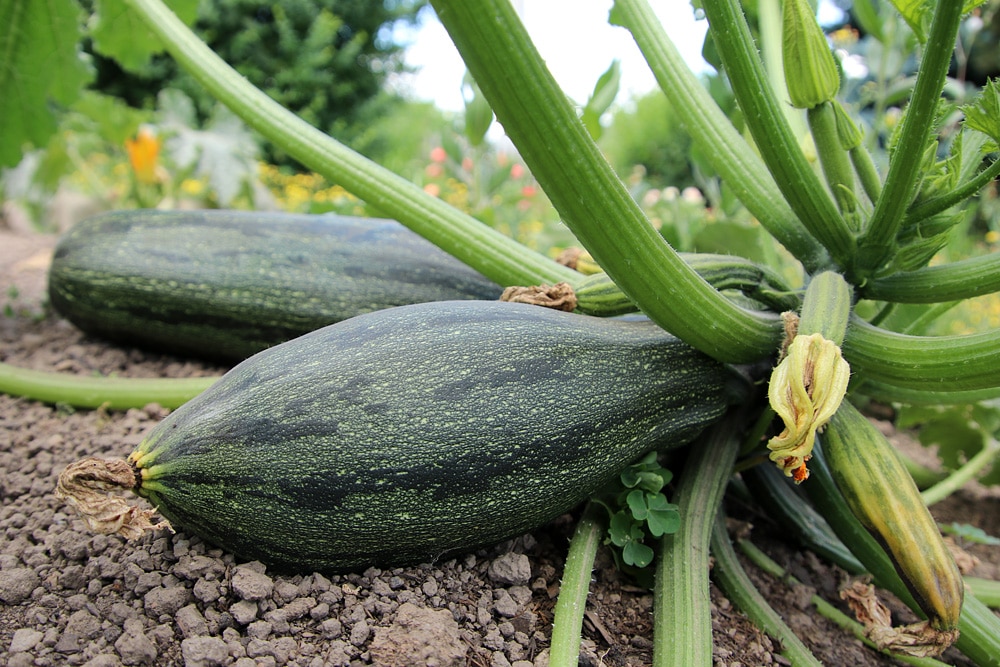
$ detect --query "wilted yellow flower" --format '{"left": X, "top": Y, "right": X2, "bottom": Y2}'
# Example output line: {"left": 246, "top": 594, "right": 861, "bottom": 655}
{"left": 125, "top": 127, "right": 162, "bottom": 184}
{"left": 767, "top": 333, "right": 850, "bottom": 481}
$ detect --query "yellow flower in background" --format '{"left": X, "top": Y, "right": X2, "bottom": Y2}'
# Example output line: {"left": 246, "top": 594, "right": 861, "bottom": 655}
{"left": 125, "top": 127, "right": 162, "bottom": 184}
{"left": 767, "top": 333, "right": 851, "bottom": 482}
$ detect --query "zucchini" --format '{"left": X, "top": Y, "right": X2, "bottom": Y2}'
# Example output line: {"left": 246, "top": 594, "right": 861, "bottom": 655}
{"left": 822, "top": 402, "right": 964, "bottom": 631}
{"left": 48, "top": 210, "right": 502, "bottom": 362}
{"left": 68, "top": 301, "right": 745, "bottom": 572}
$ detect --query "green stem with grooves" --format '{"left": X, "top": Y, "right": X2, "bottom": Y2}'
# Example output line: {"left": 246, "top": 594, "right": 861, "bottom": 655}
{"left": 610, "top": 0, "right": 828, "bottom": 272}
{"left": 428, "top": 0, "right": 781, "bottom": 363}
{"left": 864, "top": 251, "right": 1000, "bottom": 303}
{"left": 735, "top": 539, "right": 954, "bottom": 667}
{"left": 797, "top": 271, "right": 853, "bottom": 345}
{"left": 858, "top": 2, "right": 965, "bottom": 273}
{"left": 0, "top": 362, "right": 216, "bottom": 410}
{"left": 653, "top": 416, "right": 740, "bottom": 667}
{"left": 843, "top": 317, "right": 1000, "bottom": 393}
{"left": 921, "top": 436, "right": 1000, "bottom": 506}
{"left": 851, "top": 145, "right": 883, "bottom": 205}
{"left": 548, "top": 503, "right": 605, "bottom": 667}
{"left": 699, "top": 0, "right": 856, "bottom": 271}
{"left": 123, "top": 0, "right": 577, "bottom": 290}
{"left": 709, "top": 514, "right": 823, "bottom": 667}
{"left": 808, "top": 102, "right": 859, "bottom": 224}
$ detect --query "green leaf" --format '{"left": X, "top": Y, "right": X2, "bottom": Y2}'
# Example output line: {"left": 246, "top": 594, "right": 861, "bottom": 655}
{"left": 622, "top": 539, "right": 654, "bottom": 568}
{"left": 462, "top": 72, "right": 494, "bottom": 148}
{"left": 888, "top": 0, "right": 932, "bottom": 42}
{"left": 0, "top": 0, "right": 92, "bottom": 167}
{"left": 626, "top": 489, "right": 649, "bottom": 521}
{"left": 645, "top": 497, "right": 681, "bottom": 537}
{"left": 581, "top": 60, "right": 621, "bottom": 140}
{"left": 962, "top": 79, "right": 1000, "bottom": 144}
{"left": 90, "top": 0, "right": 197, "bottom": 72}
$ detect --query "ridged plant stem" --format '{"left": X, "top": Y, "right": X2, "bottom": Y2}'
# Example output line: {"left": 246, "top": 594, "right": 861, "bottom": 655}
{"left": 709, "top": 514, "right": 823, "bottom": 667}
{"left": 858, "top": 2, "right": 965, "bottom": 273}
{"left": 653, "top": 417, "right": 740, "bottom": 667}
{"left": 611, "top": 0, "right": 827, "bottom": 271}
{"left": 699, "top": 0, "right": 856, "bottom": 271}
{"left": 428, "top": 0, "right": 782, "bottom": 363}
{"left": 123, "top": 0, "right": 578, "bottom": 290}
{"left": 863, "top": 252, "right": 1000, "bottom": 303}
{"left": 548, "top": 503, "right": 605, "bottom": 667}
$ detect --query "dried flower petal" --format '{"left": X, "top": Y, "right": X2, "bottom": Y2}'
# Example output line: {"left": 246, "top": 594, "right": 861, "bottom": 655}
{"left": 767, "top": 333, "right": 850, "bottom": 480}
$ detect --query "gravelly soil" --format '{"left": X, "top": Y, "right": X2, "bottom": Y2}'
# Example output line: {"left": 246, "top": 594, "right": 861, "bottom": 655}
{"left": 1, "top": 224, "right": 998, "bottom": 667}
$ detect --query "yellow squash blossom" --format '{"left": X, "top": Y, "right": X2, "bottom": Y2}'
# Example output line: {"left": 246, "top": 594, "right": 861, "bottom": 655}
{"left": 767, "top": 333, "right": 850, "bottom": 481}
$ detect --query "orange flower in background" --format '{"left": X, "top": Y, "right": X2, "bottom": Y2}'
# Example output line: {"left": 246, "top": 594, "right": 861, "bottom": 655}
{"left": 126, "top": 127, "right": 162, "bottom": 184}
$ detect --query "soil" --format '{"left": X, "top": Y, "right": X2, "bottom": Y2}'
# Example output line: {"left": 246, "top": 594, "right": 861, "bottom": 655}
{"left": 1, "top": 221, "right": 998, "bottom": 667}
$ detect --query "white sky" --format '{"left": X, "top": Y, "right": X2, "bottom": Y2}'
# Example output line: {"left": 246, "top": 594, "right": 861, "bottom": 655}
{"left": 395, "top": 1, "right": 712, "bottom": 112}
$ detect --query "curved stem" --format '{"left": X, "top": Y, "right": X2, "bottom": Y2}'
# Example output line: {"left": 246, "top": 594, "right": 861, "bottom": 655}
{"left": 548, "top": 503, "right": 605, "bottom": 667}
{"left": 858, "top": 2, "right": 965, "bottom": 272}
{"left": 611, "top": 0, "right": 828, "bottom": 271}
{"left": 904, "top": 158, "right": 1000, "bottom": 225}
{"left": 843, "top": 315, "right": 1000, "bottom": 393}
{"left": 124, "top": 0, "right": 578, "bottom": 289}
{"left": 921, "top": 436, "right": 1000, "bottom": 507}
{"left": 863, "top": 252, "right": 1000, "bottom": 303}
{"left": 429, "top": 0, "right": 781, "bottom": 362}
{"left": 0, "top": 361, "right": 216, "bottom": 410}
{"left": 699, "top": 0, "right": 856, "bottom": 271}
{"left": 710, "top": 513, "right": 823, "bottom": 667}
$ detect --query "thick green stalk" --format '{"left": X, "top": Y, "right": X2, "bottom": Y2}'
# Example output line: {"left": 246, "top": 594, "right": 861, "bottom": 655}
{"left": 843, "top": 316, "right": 1000, "bottom": 392}
{"left": 124, "top": 0, "right": 577, "bottom": 289}
{"left": 429, "top": 0, "right": 782, "bottom": 362}
{"left": 653, "top": 417, "right": 740, "bottom": 667}
{"left": 611, "top": 0, "right": 828, "bottom": 271}
{"left": 699, "top": 0, "right": 856, "bottom": 271}
{"left": 0, "top": 362, "right": 216, "bottom": 410}
{"left": 858, "top": 2, "right": 965, "bottom": 272}
{"left": 797, "top": 271, "right": 853, "bottom": 345}
{"left": 864, "top": 251, "right": 1000, "bottom": 303}
{"left": 548, "top": 503, "right": 605, "bottom": 667}
{"left": 709, "top": 514, "right": 823, "bottom": 667}
{"left": 857, "top": 380, "right": 1000, "bottom": 406}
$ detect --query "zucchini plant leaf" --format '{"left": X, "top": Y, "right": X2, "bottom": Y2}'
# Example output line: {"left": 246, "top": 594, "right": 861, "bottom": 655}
{"left": 962, "top": 79, "right": 1000, "bottom": 145}
{"left": 581, "top": 59, "right": 621, "bottom": 140}
{"left": 887, "top": 0, "right": 932, "bottom": 42}
{"left": 0, "top": 0, "right": 92, "bottom": 167}
{"left": 898, "top": 402, "right": 1000, "bottom": 486}
{"left": 89, "top": 0, "right": 198, "bottom": 72}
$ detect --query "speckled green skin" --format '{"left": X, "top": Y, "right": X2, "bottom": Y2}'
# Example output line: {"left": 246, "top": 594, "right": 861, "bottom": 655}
{"left": 48, "top": 210, "right": 502, "bottom": 362}
{"left": 130, "top": 301, "right": 744, "bottom": 573}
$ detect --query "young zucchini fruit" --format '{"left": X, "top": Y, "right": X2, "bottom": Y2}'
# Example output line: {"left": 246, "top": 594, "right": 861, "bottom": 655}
{"left": 822, "top": 402, "right": 964, "bottom": 631}
{"left": 64, "top": 301, "right": 746, "bottom": 573}
{"left": 48, "top": 210, "right": 502, "bottom": 362}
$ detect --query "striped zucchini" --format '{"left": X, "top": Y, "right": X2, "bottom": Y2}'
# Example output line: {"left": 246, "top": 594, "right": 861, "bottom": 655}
{"left": 48, "top": 210, "right": 502, "bottom": 362}
{"left": 822, "top": 402, "right": 964, "bottom": 630}
{"left": 123, "top": 301, "right": 745, "bottom": 572}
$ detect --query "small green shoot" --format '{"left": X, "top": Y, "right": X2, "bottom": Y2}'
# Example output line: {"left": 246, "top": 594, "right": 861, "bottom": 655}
{"left": 940, "top": 522, "right": 1000, "bottom": 546}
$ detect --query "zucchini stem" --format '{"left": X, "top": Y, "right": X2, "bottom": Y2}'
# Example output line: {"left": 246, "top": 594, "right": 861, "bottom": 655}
{"left": 548, "top": 503, "right": 605, "bottom": 667}
{"left": 921, "top": 436, "right": 1000, "bottom": 507}
{"left": 709, "top": 513, "right": 823, "bottom": 667}
{"left": 0, "top": 361, "right": 216, "bottom": 410}
{"left": 653, "top": 415, "right": 741, "bottom": 666}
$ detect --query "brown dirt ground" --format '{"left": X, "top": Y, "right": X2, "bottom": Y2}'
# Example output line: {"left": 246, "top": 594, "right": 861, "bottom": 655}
{"left": 1, "top": 224, "right": 998, "bottom": 667}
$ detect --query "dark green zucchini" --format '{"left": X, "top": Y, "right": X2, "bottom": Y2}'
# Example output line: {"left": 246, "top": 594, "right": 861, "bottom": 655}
{"left": 48, "top": 210, "right": 502, "bottom": 362}
{"left": 126, "top": 301, "right": 745, "bottom": 572}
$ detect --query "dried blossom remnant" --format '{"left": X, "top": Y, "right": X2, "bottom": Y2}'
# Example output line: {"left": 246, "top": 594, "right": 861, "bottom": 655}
{"left": 767, "top": 332, "right": 850, "bottom": 481}
{"left": 840, "top": 581, "right": 960, "bottom": 657}
{"left": 56, "top": 457, "right": 171, "bottom": 540}
{"left": 500, "top": 282, "right": 578, "bottom": 312}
